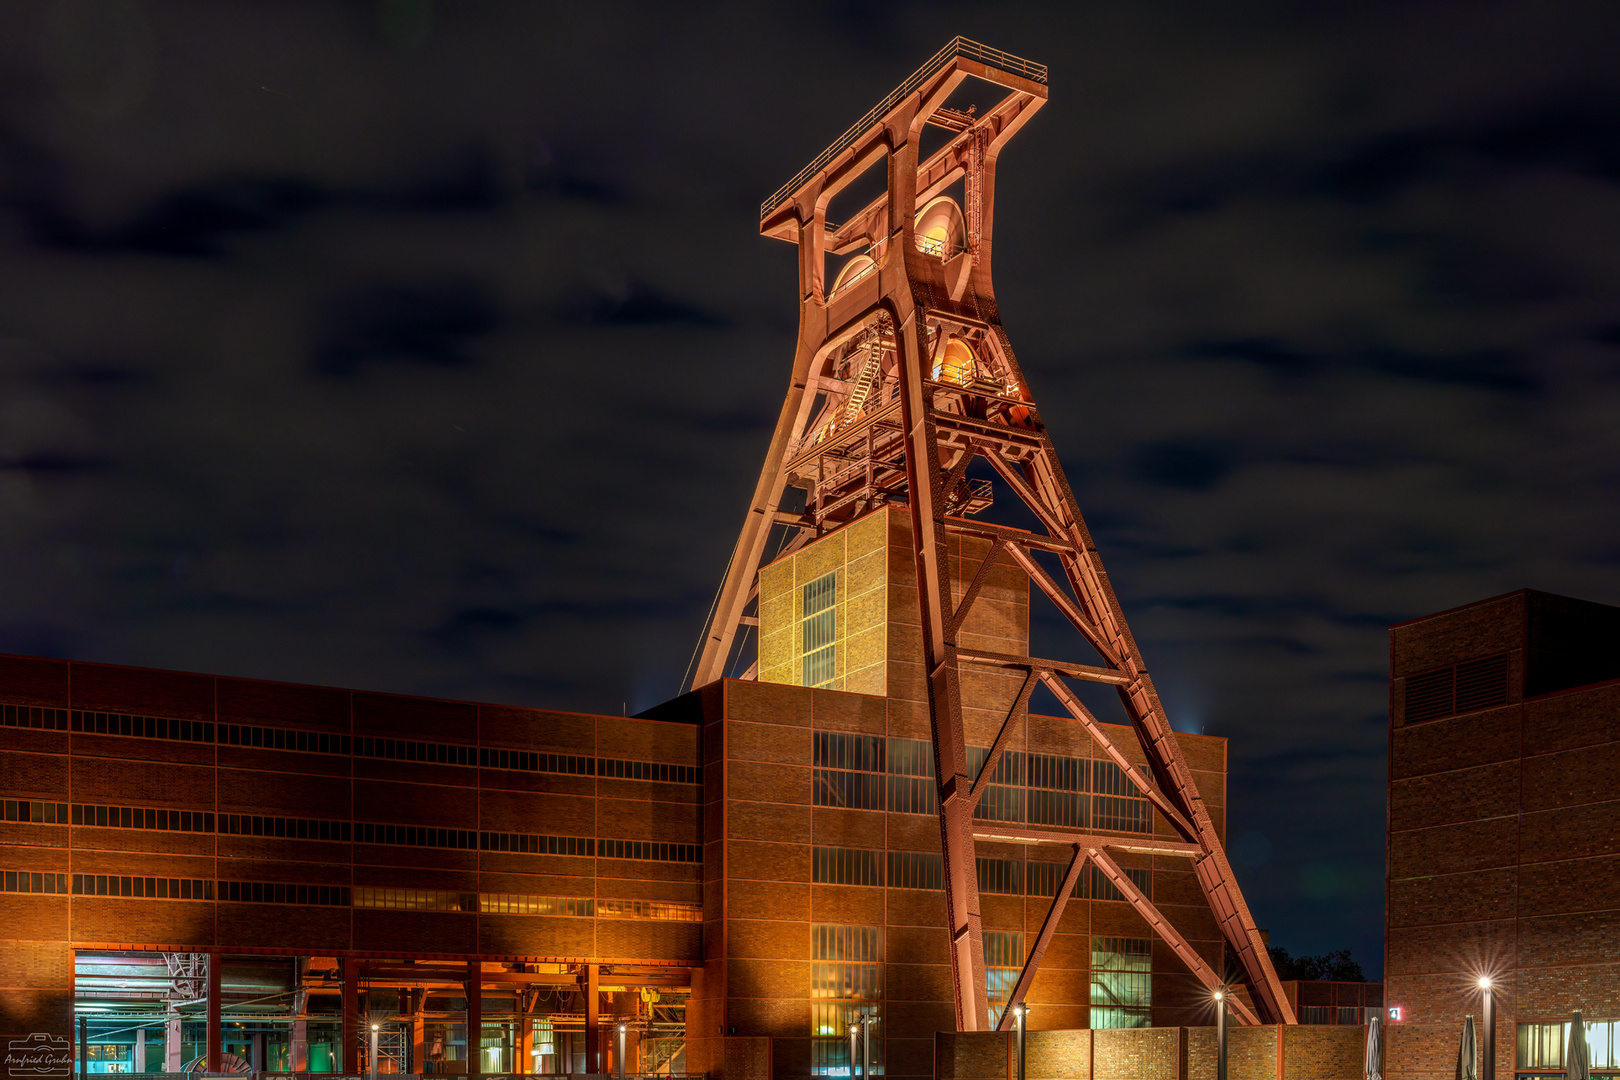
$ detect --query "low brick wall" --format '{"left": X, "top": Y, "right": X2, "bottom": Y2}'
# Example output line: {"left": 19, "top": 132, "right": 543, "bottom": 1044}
{"left": 936, "top": 1026, "right": 1368, "bottom": 1080}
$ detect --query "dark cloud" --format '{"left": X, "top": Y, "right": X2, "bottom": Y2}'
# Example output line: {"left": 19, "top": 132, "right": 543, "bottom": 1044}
{"left": 315, "top": 280, "right": 500, "bottom": 376}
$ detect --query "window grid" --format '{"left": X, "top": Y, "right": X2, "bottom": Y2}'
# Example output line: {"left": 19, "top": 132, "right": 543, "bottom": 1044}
{"left": 355, "top": 736, "right": 475, "bottom": 767}
{"left": 985, "top": 931, "right": 1023, "bottom": 1028}
{"left": 1, "top": 704, "right": 69, "bottom": 731}
{"left": 4, "top": 800, "right": 68, "bottom": 824}
{"left": 1091, "top": 936, "right": 1151, "bottom": 1029}
{"left": 1091, "top": 761, "right": 1152, "bottom": 834}
{"left": 968, "top": 747, "right": 1025, "bottom": 824}
{"left": 1028, "top": 752, "right": 1089, "bottom": 829}
{"left": 976, "top": 857, "right": 1022, "bottom": 896}
{"left": 887, "top": 851, "right": 943, "bottom": 891}
{"left": 597, "top": 838, "right": 702, "bottom": 863}
{"left": 802, "top": 573, "right": 837, "bottom": 688}
{"left": 596, "top": 898, "right": 703, "bottom": 922}
{"left": 886, "top": 738, "right": 938, "bottom": 816}
{"left": 814, "top": 846, "right": 884, "bottom": 887}
{"left": 73, "top": 804, "right": 213, "bottom": 833}
{"left": 219, "top": 880, "right": 350, "bottom": 906}
{"left": 225, "top": 814, "right": 353, "bottom": 843}
{"left": 480, "top": 894, "right": 594, "bottom": 917}
{"left": 72, "top": 710, "right": 213, "bottom": 743}
{"left": 481, "top": 832, "right": 594, "bottom": 856}
{"left": 355, "top": 887, "right": 476, "bottom": 912}
{"left": 2, "top": 871, "right": 68, "bottom": 894}
{"left": 218, "top": 723, "right": 350, "bottom": 755}
{"left": 72, "top": 875, "right": 212, "bottom": 900}
{"left": 815, "top": 732, "right": 885, "bottom": 811}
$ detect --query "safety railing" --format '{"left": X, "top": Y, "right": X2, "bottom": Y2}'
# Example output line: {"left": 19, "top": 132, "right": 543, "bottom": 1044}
{"left": 760, "top": 37, "right": 1046, "bottom": 222}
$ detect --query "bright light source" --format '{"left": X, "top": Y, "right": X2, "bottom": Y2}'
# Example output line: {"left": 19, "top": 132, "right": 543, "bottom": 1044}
{"left": 1477, "top": 977, "right": 1492, "bottom": 990}
{"left": 1213, "top": 990, "right": 1224, "bottom": 1001}
{"left": 371, "top": 1024, "right": 379, "bottom": 1031}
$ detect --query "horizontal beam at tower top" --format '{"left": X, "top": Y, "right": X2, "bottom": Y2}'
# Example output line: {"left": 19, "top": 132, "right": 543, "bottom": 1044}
{"left": 759, "top": 36, "right": 1047, "bottom": 223}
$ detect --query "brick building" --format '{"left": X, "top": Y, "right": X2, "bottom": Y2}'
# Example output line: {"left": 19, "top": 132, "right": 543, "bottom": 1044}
{"left": 1385, "top": 590, "right": 1620, "bottom": 1080}
{"left": 1, "top": 511, "right": 1234, "bottom": 1080}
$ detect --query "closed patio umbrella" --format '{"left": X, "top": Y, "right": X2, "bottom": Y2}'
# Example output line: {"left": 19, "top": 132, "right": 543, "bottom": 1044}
{"left": 1458, "top": 1014, "right": 1479, "bottom": 1080}
{"left": 1567, "top": 1011, "right": 1591, "bottom": 1080}
{"left": 1366, "top": 1012, "right": 1384, "bottom": 1080}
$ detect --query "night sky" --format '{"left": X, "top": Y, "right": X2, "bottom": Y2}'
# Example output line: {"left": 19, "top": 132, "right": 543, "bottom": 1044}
{"left": 5, "top": 1, "right": 1620, "bottom": 982}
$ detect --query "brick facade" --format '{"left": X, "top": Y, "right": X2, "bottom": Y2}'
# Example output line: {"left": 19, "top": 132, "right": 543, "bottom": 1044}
{"left": 1386, "top": 590, "right": 1620, "bottom": 1080}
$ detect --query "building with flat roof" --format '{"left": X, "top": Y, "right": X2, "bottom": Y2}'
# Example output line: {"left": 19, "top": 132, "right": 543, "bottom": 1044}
{"left": 1385, "top": 589, "right": 1620, "bottom": 1080}
{"left": 0, "top": 508, "right": 1232, "bottom": 1080}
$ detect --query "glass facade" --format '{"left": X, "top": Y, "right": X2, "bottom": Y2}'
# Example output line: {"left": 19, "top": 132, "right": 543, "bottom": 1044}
{"left": 1090, "top": 937, "right": 1151, "bottom": 1029}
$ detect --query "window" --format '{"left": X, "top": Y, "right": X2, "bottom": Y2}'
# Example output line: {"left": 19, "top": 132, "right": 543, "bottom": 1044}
{"left": 1091, "top": 937, "right": 1150, "bottom": 1029}
{"left": 1092, "top": 761, "right": 1151, "bottom": 833}
{"left": 1028, "top": 753, "right": 1088, "bottom": 828}
{"left": 4, "top": 800, "right": 67, "bottom": 824}
{"left": 1301, "top": 1007, "right": 1330, "bottom": 1025}
{"left": 968, "top": 747, "right": 1025, "bottom": 823}
{"left": 803, "top": 573, "right": 838, "bottom": 687}
{"left": 815, "top": 732, "right": 884, "bottom": 810}
{"left": 811, "top": 925, "right": 882, "bottom": 1076}
{"left": 1024, "top": 860, "right": 1150, "bottom": 901}
{"left": 976, "top": 857, "right": 1021, "bottom": 896}
{"left": 886, "top": 851, "right": 942, "bottom": 891}
{"left": 985, "top": 932, "right": 1023, "bottom": 1028}
{"left": 886, "top": 738, "right": 937, "bottom": 815}
{"left": 815, "top": 847, "right": 884, "bottom": 887}
{"left": 1519, "top": 1021, "right": 1620, "bottom": 1071}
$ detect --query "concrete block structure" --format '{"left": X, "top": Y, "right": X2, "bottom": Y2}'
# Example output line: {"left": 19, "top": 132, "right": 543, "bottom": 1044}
{"left": 1385, "top": 590, "right": 1620, "bottom": 1080}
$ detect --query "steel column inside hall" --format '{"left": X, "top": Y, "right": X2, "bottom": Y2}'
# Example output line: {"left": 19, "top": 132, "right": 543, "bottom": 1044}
{"left": 467, "top": 960, "right": 482, "bottom": 1077}
{"left": 584, "top": 964, "right": 601, "bottom": 1073}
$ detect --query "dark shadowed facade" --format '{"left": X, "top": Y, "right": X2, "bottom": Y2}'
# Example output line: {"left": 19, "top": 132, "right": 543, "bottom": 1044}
{"left": 1385, "top": 590, "right": 1620, "bottom": 1080}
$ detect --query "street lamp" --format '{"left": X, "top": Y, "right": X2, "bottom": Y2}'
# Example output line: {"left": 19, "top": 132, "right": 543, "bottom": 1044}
{"left": 369, "top": 1024, "right": 379, "bottom": 1080}
{"left": 1214, "top": 989, "right": 1228, "bottom": 1080}
{"left": 860, "top": 1012, "right": 876, "bottom": 1080}
{"left": 1012, "top": 1005, "right": 1027, "bottom": 1080}
{"left": 616, "top": 1023, "right": 627, "bottom": 1080}
{"left": 1478, "top": 978, "right": 1495, "bottom": 1080}
{"left": 848, "top": 1024, "right": 861, "bottom": 1080}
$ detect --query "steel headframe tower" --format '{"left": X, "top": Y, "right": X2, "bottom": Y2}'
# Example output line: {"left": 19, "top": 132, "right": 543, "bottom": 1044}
{"left": 692, "top": 37, "right": 1295, "bottom": 1031}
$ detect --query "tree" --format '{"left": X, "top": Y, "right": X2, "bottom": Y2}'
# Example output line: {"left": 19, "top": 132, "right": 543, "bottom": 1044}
{"left": 1267, "top": 946, "right": 1366, "bottom": 982}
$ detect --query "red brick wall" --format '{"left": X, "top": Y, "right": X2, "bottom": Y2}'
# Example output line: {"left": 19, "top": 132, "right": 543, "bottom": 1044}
{"left": 1387, "top": 593, "right": 1620, "bottom": 1080}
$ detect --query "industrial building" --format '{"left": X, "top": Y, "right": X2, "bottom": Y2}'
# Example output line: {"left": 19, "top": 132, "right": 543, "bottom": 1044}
{"left": 1385, "top": 590, "right": 1620, "bottom": 1080}
{"left": 4, "top": 35, "right": 1318, "bottom": 1080}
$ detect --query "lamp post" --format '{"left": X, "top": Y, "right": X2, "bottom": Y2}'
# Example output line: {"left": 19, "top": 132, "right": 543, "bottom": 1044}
{"left": 1214, "top": 989, "right": 1228, "bottom": 1080}
{"left": 616, "top": 1023, "right": 627, "bottom": 1080}
{"left": 1478, "top": 978, "right": 1495, "bottom": 1080}
{"left": 1012, "top": 1005, "right": 1027, "bottom": 1080}
{"left": 369, "top": 1024, "right": 379, "bottom": 1080}
{"left": 848, "top": 1023, "right": 861, "bottom": 1080}
{"left": 860, "top": 1013, "right": 875, "bottom": 1080}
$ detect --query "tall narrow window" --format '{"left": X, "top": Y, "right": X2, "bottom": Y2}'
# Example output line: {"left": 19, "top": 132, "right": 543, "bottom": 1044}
{"left": 984, "top": 931, "right": 1023, "bottom": 1028}
{"left": 802, "top": 573, "right": 837, "bottom": 687}
{"left": 968, "top": 747, "right": 1025, "bottom": 823}
{"left": 886, "top": 738, "right": 937, "bottom": 815}
{"left": 811, "top": 924, "right": 882, "bottom": 1076}
{"left": 1090, "top": 937, "right": 1151, "bottom": 1028}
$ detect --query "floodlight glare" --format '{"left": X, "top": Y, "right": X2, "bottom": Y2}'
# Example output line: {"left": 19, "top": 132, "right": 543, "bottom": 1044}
{"left": 1478, "top": 976, "right": 1492, "bottom": 990}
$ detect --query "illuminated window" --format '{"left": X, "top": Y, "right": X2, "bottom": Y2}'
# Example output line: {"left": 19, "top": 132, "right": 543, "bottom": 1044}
{"left": 802, "top": 573, "right": 837, "bottom": 687}
{"left": 811, "top": 924, "right": 882, "bottom": 1076}
{"left": 1517, "top": 1021, "right": 1619, "bottom": 1071}
{"left": 985, "top": 932, "right": 1023, "bottom": 1028}
{"left": 1090, "top": 937, "right": 1151, "bottom": 1029}
{"left": 976, "top": 857, "right": 1021, "bottom": 896}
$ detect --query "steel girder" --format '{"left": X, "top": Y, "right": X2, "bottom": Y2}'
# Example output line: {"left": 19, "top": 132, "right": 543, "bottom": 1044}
{"left": 692, "top": 38, "right": 1294, "bottom": 1029}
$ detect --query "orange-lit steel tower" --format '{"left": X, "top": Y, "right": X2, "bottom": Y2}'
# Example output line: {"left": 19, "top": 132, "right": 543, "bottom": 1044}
{"left": 692, "top": 38, "right": 1294, "bottom": 1031}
